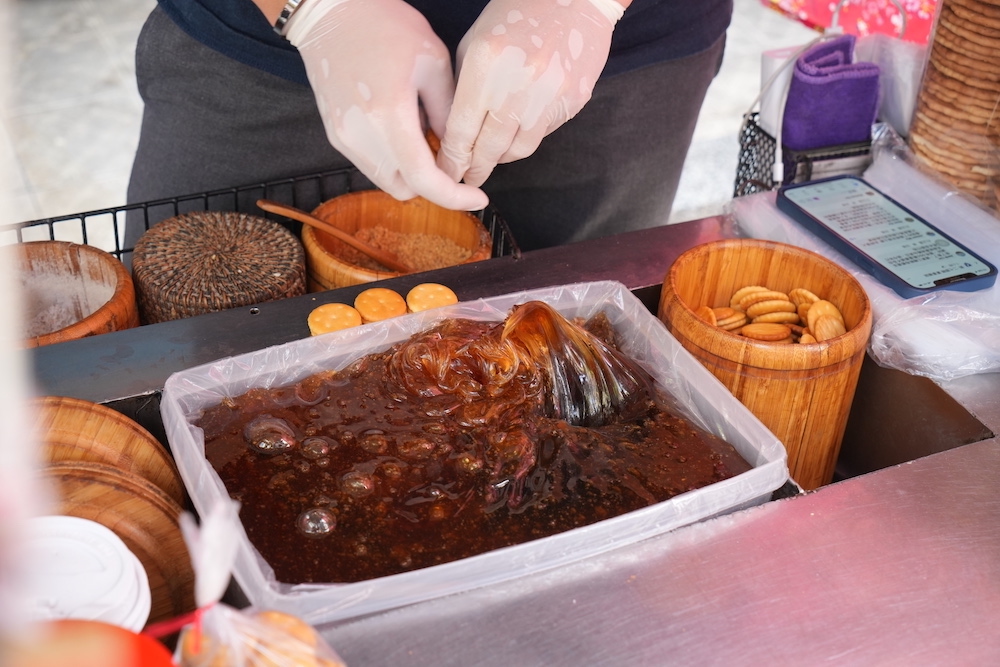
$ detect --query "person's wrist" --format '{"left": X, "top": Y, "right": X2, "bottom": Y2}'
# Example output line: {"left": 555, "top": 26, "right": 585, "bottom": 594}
{"left": 586, "top": 0, "right": 626, "bottom": 23}
{"left": 274, "top": 0, "right": 309, "bottom": 36}
{"left": 283, "top": 0, "right": 354, "bottom": 45}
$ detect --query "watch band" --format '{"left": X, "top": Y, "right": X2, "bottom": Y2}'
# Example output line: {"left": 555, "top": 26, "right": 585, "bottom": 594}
{"left": 274, "top": 0, "right": 308, "bottom": 36}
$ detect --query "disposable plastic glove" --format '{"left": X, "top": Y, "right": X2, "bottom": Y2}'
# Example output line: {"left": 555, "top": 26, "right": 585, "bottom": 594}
{"left": 286, "top": 0, "right": 489, "bottom": 210}
{"left": 438, "top": 0, "right": 626, "bottom": 187}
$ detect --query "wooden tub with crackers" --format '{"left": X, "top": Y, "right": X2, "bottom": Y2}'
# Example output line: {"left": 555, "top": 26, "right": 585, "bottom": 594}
{"left": 657, "top": 239, "right": 872, "bottom": 490}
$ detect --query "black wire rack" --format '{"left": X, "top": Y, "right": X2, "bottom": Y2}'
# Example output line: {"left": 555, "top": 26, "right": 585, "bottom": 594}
{"left": 0, "top": 167, "right": 520, "bottom": 266}
{"left": 735, "top": 112, "right": 872, "bottom": 198}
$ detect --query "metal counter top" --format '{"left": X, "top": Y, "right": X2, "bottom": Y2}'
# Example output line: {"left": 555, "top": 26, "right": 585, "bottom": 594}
{"left": 321, "top": 436, "right": 1000, "bottom": 665}
{"left": 29, "top": 214, "right": 1000, "bottom": 663}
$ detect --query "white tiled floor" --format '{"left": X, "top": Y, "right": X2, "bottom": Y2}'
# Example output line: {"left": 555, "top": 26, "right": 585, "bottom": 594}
{"left": 0, "top": 0, "right": 814, "bottom": 234}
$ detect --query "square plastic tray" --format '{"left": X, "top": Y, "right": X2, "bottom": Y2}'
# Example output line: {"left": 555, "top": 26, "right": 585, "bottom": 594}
{"left": 160, "top": 281, "right": 788, "bottom": 623}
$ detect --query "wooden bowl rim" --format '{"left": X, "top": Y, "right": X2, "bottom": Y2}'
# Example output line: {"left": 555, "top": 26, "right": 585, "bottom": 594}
{"left": 32, "top": 395, "right": 185, "bottom": 506}
{"left": 19, "top": 240, "right": 136, "bottom": 347}
{"left": 661, "top": 238, "right": 873, "bottom": 369}
{"left": 304, "top": 190, "right": 492, "bottom": 280}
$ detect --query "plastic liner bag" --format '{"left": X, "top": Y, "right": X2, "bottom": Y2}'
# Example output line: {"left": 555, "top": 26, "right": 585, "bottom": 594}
{"left": 729, "top": 125, "right": 1000, "bottom": 382}
{"left": 162, "top": 500, "right": 346, "bottom": 666}
{"left": 855, "top": 33, "right": 927, "bottom": 138}
{"left": 160, "top": 281, "right": 787, "bottom": 624}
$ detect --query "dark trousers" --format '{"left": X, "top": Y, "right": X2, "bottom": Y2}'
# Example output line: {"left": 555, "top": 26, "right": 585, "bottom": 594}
{"left": 128, "top": 6, "right": 725, "bottom": 252}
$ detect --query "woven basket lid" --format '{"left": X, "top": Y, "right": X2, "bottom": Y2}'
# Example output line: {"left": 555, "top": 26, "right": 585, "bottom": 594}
{"left": 132, "top": 211, "right": 306, "bottom": 324}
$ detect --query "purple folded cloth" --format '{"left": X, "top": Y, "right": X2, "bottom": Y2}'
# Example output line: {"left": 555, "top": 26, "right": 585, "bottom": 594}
{"left": 781, "top": 35, "right": 881, "bottom": 151}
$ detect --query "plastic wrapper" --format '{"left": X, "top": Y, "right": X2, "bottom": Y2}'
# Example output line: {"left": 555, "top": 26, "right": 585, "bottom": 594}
{"left": 160, "top": 281, "right": 788, "bottom": 624}
{"left": 169, "top": 500, "right": 346, "bottom": 666}
{"left": 730, "top": 125, "right": 1000, "bottom": 382}
{"left": 855, "top": 33, "right": 927, "bottom": 137}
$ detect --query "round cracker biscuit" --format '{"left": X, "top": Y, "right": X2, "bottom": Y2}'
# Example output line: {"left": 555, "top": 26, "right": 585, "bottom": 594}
{"left": 942, "top": 3, "right": 1000, "bottom": 40}
{"left": 909, "top": 112, "right": 998, "bottom": 157}
{"left": 923, "top": 56, "right": 1000, "bottom": 98}
{"left": 930, "top": 44, "right": 1000, "bottom": 84}
{"left": 738, "top": 289, "right": 789, "bottom": 311}
{"left": 949, "top": 0, "right": 1000, "bottom": 26}
{"left": 919, "top": 86, "right": 1000, "bottom": 126}
{"left": 354, "top": 287, "right": 407, "bottom": 323}
{"left": 752, "top": 311, "right": 801, "bottom": 324}
{"left": 745, "top": 299, "right": 796, "bottom": 319}
{"left": 925, "top": 60, "right": 1000, "bottom": 103}
{"left": 806, "top": 300, "right": 844, "bottom": 333}
{"left": 797, "top": 303, "right": 811, "bottom": 322}
{"left": 255, "top": 610, "right": 318, "bottom": 646}
{"left": 307, "top": 302, "right": 363, "bottom": 335}
{"left": 813, "top": 314, "right": 848, "bottom": 341}
{"left": 908, "top": 133, "right": 998, "bottom": 172}
{"left": 719, "top": 313, "right": 748, "bottom": 331}
{"left": 933, "top": 22, "right": 1000, "bottom": 62}
{"left": 695, "top": 305, "right": 717, "bottom": 325}
{"left": 787, "top": 287, "right": 820, "bottom": 307}
{"left": 741, "top": 322, "right": 793, "bottom": 342}
{"left": 920, "top": 77, "right": 1000, "bottom": 118}
{"left": 406, "top": 283, "right": 458, "bottom": 313}
{"left": 729, "top": 285, "right": 768, "bottom": 310}
{"left": 712, "top": 306, "right": 740, "bottom": 322}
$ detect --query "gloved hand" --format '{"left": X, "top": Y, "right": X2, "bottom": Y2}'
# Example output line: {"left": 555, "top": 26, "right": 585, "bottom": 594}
{"left": 437, "top": 0, "right": 627, "bottom": 187}
{"left": 286, "top": 0, "right": 489, "bottom": 210}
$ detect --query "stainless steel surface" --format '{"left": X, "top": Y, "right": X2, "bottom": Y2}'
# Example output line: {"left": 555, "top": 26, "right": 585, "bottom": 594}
{"left": 319, "top": 437, "right": 1000, "bottom": 665}
{"left": 27, "top": 214, "right": 1000, "bottom": 661}
{"left": 836, "top": 357, "right": 995, "bottom": 480}
{"left": 941, "top": 372, "right": 1000, "bottom": 436}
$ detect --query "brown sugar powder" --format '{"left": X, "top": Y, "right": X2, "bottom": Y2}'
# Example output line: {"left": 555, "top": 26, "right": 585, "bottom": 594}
{"left": 339, "top": 226, "right": 471, "bottom": 272}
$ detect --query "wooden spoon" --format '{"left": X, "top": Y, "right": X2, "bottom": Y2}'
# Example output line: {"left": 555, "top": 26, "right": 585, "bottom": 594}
{"left": 256, "top": 199, "right": 414, "bottom": 273}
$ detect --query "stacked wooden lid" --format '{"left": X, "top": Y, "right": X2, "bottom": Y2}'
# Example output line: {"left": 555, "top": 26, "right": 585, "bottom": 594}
{"left": 132, "top": 211, "right": 307, "bottom": 324}
{"left": 32, "top": 396, "right": 195, "bottom": 627}
{"left": 909, "top": 0, "right": 1000, "bottom": 209}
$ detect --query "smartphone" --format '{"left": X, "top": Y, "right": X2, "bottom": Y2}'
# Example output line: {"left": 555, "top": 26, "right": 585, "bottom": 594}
{"left": 776, "top": 175, "right": 997, "bottom": 299}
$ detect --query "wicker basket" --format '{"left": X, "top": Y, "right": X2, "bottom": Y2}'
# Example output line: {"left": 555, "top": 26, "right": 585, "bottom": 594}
{"left": 302, "top": 190, "right": 493, "bottom": 291}
{"left": 132, "top": 211, "right": 307, "bottom": 324}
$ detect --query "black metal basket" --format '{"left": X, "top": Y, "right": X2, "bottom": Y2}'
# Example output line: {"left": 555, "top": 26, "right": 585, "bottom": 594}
{"left": 0, "top": 167, "right": 520, "bottom": 266}
{"left": 735, "top": 112, "right": 872, "bottom": 198}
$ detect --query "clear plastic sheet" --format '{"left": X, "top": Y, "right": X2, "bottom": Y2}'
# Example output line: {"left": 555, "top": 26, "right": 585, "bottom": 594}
{"left": 160, "top": 281, "right": 788, "bottom": 624}
{"left": 855, "top": 33, "right": 927, "bottom": 138}
{"left": 730, "top": 125, "right": 1000, "bottom": 382}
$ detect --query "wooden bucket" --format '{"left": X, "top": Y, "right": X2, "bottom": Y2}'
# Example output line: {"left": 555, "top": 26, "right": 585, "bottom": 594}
{"left": 302, "top": 190, "right": 493, "bottom": 291}
{"left": 657, "top": 239, "right": 872, "bottom": 490}
{"left": 15, "top": 240, "right": 139, "bottom": 347}
{"left": 31, "top": 395, "right": 185, "bottom": 507}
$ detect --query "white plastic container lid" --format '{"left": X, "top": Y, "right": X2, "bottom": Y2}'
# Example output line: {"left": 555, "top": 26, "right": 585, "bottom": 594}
{"left": 23, "top": 515, "right": 151, "bottom": 632}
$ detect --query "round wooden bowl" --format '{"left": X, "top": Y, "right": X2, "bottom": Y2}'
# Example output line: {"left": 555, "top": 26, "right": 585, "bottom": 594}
{"left": 657, "top": 239, "right": 873, "bottom": 490}
{"left": 302, "top": 190, "right": 493, "bottom": 291}
{"left": 15, "top": 240, "right": 139, "bottom": 348}
{"left": 31, "top": 396, "right": 186, "bottom": 507}
{"left": 41, "top": 461, "right": 196, "bottom": 628}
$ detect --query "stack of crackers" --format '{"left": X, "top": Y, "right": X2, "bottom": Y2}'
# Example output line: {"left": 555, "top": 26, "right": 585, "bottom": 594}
{"left": 909, "top": 0, "right": 1000, "bottom": 209}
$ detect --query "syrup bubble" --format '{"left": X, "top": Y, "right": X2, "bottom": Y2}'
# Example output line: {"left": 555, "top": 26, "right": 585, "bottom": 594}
{"left": 297, "top": 508, "right": 336, "bottom": 537}
{"left": 244, "top": 416, "right": 298, "bottom": 455}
